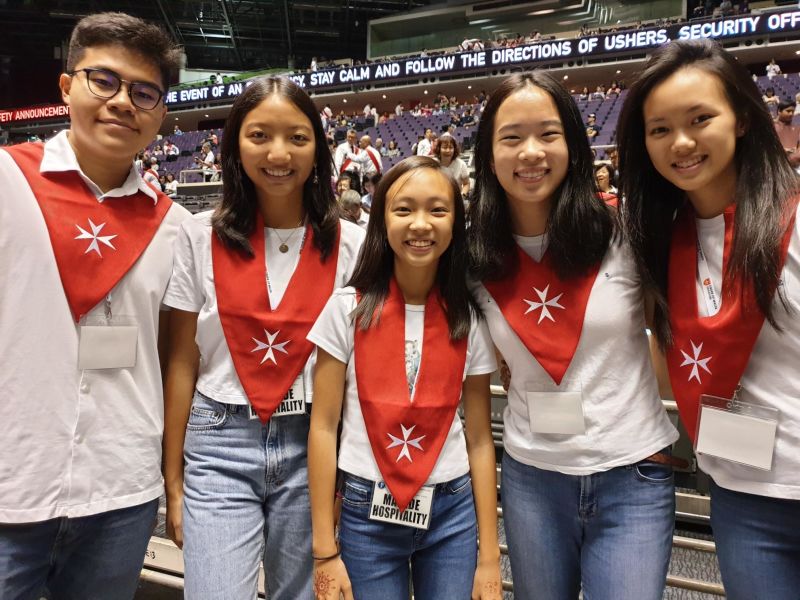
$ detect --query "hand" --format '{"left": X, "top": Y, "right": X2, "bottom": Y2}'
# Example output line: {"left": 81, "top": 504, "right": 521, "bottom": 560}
{"left": 471, "top": 556, "right": 503, "bottom": 600}
{"left": 313, "top": 556, "right": 354, "bottom": 600}
{"left": 499, "top": 358, "right": 511, "bottom": 392}
{"left": 165, "top": 490, "right": 184, "bottom": 549}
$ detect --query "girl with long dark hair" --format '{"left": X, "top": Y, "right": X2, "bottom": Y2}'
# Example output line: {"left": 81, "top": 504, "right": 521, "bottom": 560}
{"left": 161, "top": 76, "right": 365, "bottom": 599}
{"left": 468, "top": 71, "right": 679, "bottom": 600}
{"left": 617, "top": 39, "right": 800, "bottom": 600}
{"left": 307, "top": 156, "right": 502, "bottom": 600}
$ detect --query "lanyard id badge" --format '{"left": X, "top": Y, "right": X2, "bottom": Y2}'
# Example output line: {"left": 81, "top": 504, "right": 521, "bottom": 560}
{"left": 249, "top": 374, "right": 305, "bottom": 419}
{"left": 78, "top": 295, "right": 138, "bottom": 370}
{"left": 695, "top": 393, "right": 779, "bottom": 471}
{"left": 526, "top": 381, "right": 585, "bottom": 435}
{"left": 369, "top": 481, "right": 433, "bottom": 530}
{"left": 696, "top": 238, "right": 721, "bottom": 316}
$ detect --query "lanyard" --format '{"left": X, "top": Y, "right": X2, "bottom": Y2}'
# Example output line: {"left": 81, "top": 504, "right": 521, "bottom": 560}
{"left": 696, "top": 237, "right": 721, "bottom": 316}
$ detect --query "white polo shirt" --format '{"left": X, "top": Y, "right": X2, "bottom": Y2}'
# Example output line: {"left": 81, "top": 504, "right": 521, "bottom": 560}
{"left": 163, "top": 212, "right": 365, "bottom": 404}
{"left": 0, "top": 132, "right": 191, "bottom": 523}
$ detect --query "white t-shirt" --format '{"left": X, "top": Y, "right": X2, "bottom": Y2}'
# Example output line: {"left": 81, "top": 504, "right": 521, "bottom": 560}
{"left": 475, "top": 237, "right": 678, "bottom": 475}
{"left": 163, "top": 212, "right": 366, "bottom": 405}
{"left": 439, "top": 157, "right": 469, "bottom": 184}
{"left": 201, "top": 151, "right": 215, "bottom": 175}
{"left": 416, "top": 138, "right": 433, "bottom": 157}
{"left": 693, "top": 206, "right": 800, "bottom": 499}
{"left": 308, "top": 287, "right": 497, "bottom": 484}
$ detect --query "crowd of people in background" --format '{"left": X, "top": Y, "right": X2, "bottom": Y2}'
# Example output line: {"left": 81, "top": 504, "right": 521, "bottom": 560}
{"left": 301, "top": 0, "right": 750, "bottom": 76}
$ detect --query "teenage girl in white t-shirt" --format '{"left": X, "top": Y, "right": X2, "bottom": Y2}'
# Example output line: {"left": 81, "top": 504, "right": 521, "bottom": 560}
{"left": 307, "top": 156, "right": 502, "bottom": 600}
{"left": 617, "top": 39, "right": 800, "bottom": 600}
{"left": 467, "top": 71, "right": 679, "bottom": 600}
{"left": 162, "top": 77, "right": 365, "bottom": 600}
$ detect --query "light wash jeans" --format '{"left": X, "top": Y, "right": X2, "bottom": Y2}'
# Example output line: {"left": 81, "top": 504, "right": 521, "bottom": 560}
{"left": 0, "top": 499, "right": 158, "bottom": 600}
{"left": 339, "top": 472, "right": 478, "bottom": 600}
{"left": 710, "top": 478, "right": 800, "bottom": 600}
{"left": 182, "top": 390, "right": 312, "bottom": 600}
{"left": 501, "top": 451, "right": 675, "bottom": 600}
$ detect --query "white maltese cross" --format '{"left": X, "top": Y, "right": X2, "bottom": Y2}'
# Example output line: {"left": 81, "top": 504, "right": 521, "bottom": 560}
{"left": 251, "top": 329, "right": 290, "bottom": 365}
{"left": 680, "top": 340, "right": 712, "bottom": 383}
{"left": 523, "top": 284, "right": 565, "bottom": 324}
{"left": 74, "top": 219, "right": 117, "bottom": 257}
{"left": 386, "top": 424, "right": 426, "bottom": 463}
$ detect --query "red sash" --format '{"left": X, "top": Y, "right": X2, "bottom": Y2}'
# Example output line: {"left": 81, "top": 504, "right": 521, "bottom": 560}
{"left": 366, "top": 147, "right": 381, "bottom": 174}
{"left": 598, "top": 191, "right": 618, "bottom": 208}
{"left": 354, "top": 279, "right": 467, "bottom": 511}
{"left": 341, "top": 145, "right": 359, "bottom": 173}
{"left": 666, "top": 203, "right": 796, "bottom": 442}
{"left": 212, "top": 215, "right": 340, "bottom": 422}
{"left": 5, "top": 142, "right": 172, "bottom": 322}
{"left": 484, "top": 245, "right": 600, "bottom": 385}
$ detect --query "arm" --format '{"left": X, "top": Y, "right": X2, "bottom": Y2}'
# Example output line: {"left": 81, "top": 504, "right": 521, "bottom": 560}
{"left": 308, "top": 348, "right": 353, "bottom": 600}
{"left": 157, "top": 310, "right": 171, "bottom": 382}
{"left": 162, "top": 308, "right": 200, "bottom": 549}
{"left": 463, "top": 373, "right": 503, "bottom": 600}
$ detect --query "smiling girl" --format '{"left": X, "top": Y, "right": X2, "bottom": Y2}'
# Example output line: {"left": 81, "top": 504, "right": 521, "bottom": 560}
{"left": 161, "top": 77, "right": 365, "bottom": 599}
{"left": 617, "top": 40, "right": 800, "bottom": 600}
{"left": 469, "top": 72, "right": 679, "bottom": 600}
{"left": 307, "top": 156, "right": 502, "bottom": 600}
{"left": 434, "top": 132, "right": 470, "bottom": 197}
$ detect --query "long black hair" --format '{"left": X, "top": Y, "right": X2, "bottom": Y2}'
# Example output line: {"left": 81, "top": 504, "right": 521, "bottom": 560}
{"left": 468, "top": 71, "right": 614, "bottom": 282}
{"left": 348, "top": 156, "right": 479, "bottom": 340}
{"left": 617, "top": 39, "right": 798, "bottom": 347}
{"left": 212, "top": 76, "right": 339, "bottom": 259}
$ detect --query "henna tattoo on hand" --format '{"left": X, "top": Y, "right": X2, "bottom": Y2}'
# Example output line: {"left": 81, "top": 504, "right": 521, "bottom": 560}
{"left": 484, "top": 580, "right": 501, "bottom": 597}
{"left": 313, "top": 571, "right": 334, "bottom": 599}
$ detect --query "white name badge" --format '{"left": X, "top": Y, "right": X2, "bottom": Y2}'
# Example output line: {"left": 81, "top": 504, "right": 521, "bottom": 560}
{"left": 526, "top": 391, "right": 586, "bottom": 435}
{"left": 273, "top": 375, "right": 306, "bottom": 417}
{"left": 695, "top": 395, "right": 778, "bottom": 471}
{"left": 250, "top": 375, "right": 306, "bottom": 419}
{"left": 369, "top": 482, "right": 433, "bottom": 530}
{"left": 78, "top": 325, "right": 138, "bottom": 370}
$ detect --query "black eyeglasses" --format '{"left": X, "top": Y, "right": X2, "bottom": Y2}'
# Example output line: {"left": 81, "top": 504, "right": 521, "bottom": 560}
{"left": 69, "top": 67, "right": 165, "bottom": 110}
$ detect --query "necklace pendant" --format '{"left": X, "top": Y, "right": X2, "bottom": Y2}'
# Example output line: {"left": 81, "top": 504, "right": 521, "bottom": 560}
{"left": 279, "top": 243, "right": 289, "bottom": 253}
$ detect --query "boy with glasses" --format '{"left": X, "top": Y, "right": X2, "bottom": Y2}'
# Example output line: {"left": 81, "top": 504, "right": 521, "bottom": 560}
{"left": 0, "top": 12, "right": 189, "bottom": 599}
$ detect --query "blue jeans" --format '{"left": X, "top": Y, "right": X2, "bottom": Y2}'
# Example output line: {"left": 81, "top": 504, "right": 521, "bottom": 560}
{"left": 182, "top": 391, "right": 312, "bottom": 600}
{"left": 339, "top": 472, "right": 477, "bottom": 600}
{"left": 0, "top": 499, "right": 158, "bottom": 600}
{"left": 501, "top": 452, "right": 675, "bottom": 600}
{"left": 710, "top": 478, "right": 800, "bottom": 600}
